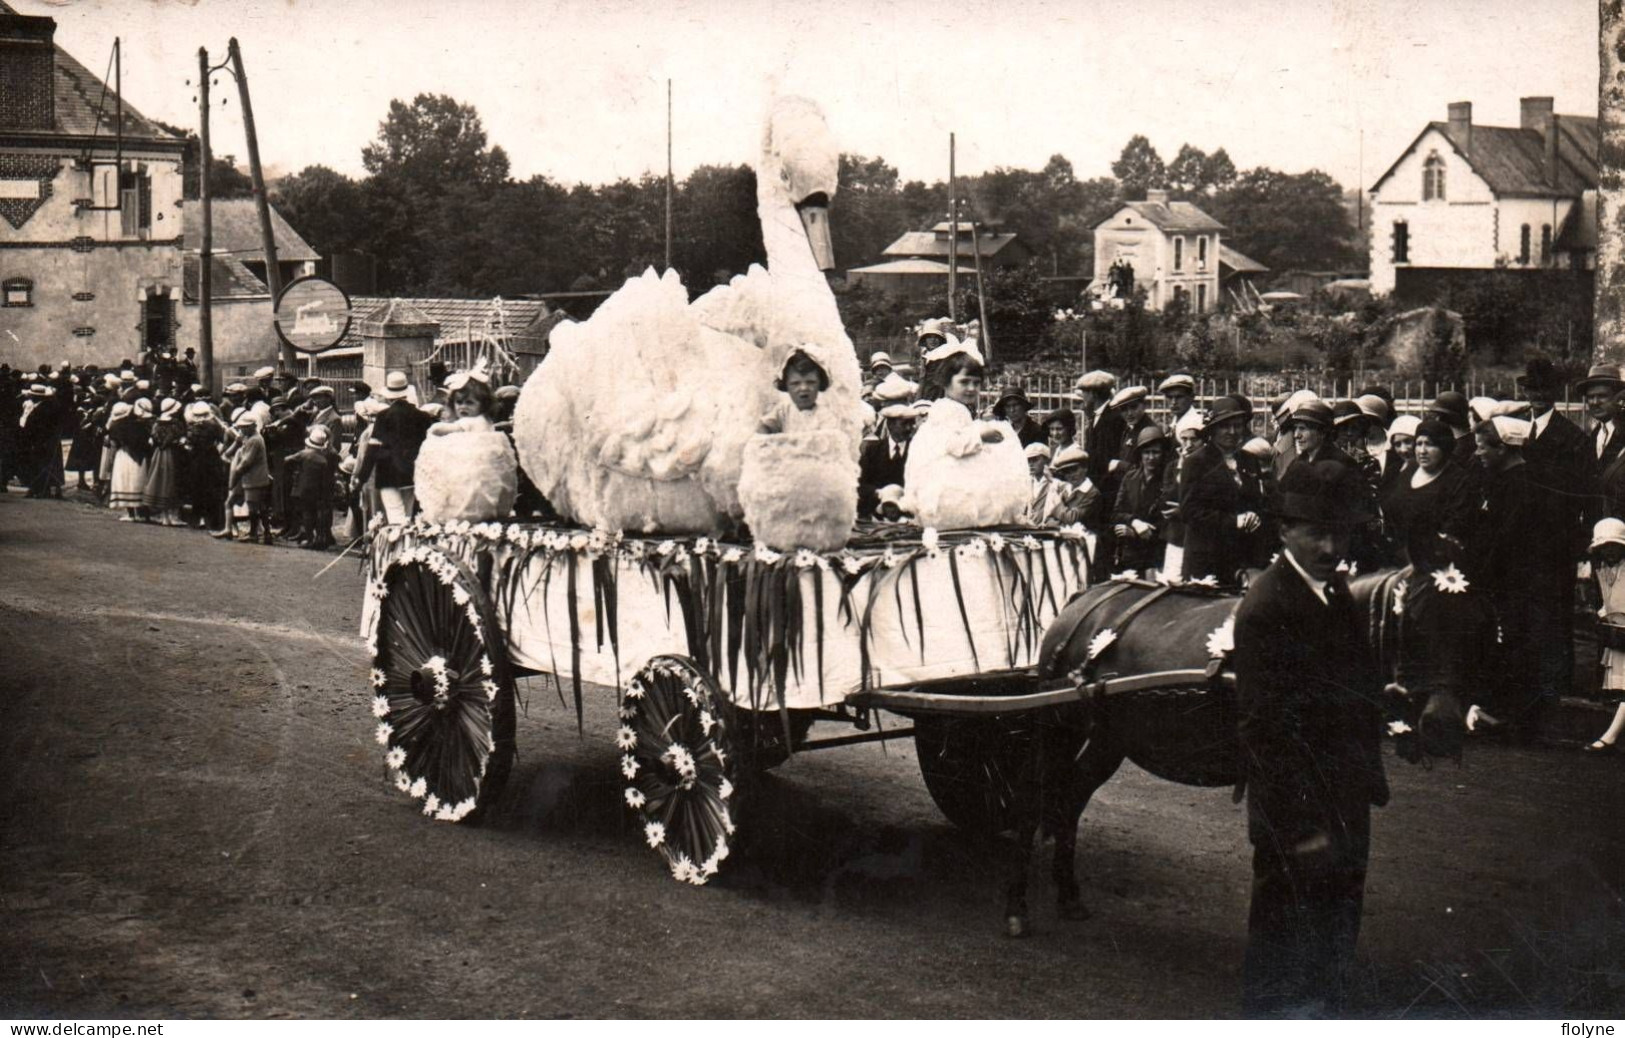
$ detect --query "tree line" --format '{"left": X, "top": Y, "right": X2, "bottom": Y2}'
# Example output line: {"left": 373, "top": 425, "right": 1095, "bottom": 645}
{"left": 174, "top": 94, "right": 1361, "bottom": 301}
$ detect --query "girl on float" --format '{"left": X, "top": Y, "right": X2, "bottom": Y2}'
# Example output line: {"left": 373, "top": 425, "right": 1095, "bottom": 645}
{"left": 759, "top": 346, "right": 843, "bottom": 436}
{"left": 414, "top": 361, "right": 520, "bottom": 523}
{"left": 901, "top": 336, "right": 1029, "bottom": 529}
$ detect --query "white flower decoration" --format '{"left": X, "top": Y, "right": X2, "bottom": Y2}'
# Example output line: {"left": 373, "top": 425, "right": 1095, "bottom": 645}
{"left": 1087, "top": 628, "right": 1117, "bottom": 661}
{"left": 1187, "top": 575, "right": 1220, "bottom": 588}
{"left": 366, "top": 579, "right": 389, "bottom": 601}
{"left": 385, "top": 746, "right": 407, "bottom": 770}
{"left": 719, "top": 777, "right": 734, "bottom": 801}
{"left": 721, "top": 808, "right": 736, "bottom": 835}
{"left": 1110, "top": 570, "right": 1139, "bottom": 582}
{"left": 569, "top": 533, "right": 590, "bottom": 552}
{"left": 699, "top": 710, "right": 715, "bottom": 736}
{"left": 371, "top": 696, "right": 391, "bottom": 719}
{"left": 615, "top": 726, "right": 638, "bottom": 751}
{"left": 422, "top": 794, "right": 441, "bottom": 817}
{"left": 625, "top": 787, "right": 646, "bottom": 809}
{"left": 794, "top": 549, "right": 819, "bottom": 570}
{"left": 920, "top": 527, "right": 941, "bottom": 556}
{"left": 374, "top": 722, "right": 393, "bottom": 746}
{"left": 956, "top": 539, "right": 987, "bottom": 559}
{"left": 656, "top": 540, "right": 677, "bottom": 557}
{"left": 694, "top": 537, "right": 713, "bottom": 556}
{"left": 1387, "top": 720, "right": 1413, "bottom": 736}
{"left": 1392, "top": 579, "right": 1408, "bottom": 616}
{"left": 881, "top": 548, "right": 902, "bottom": 569}
{"left": 1021, "top": 535, "right": 1041, "bottom": 551}
{"left": 617, "top": 705, "right": 637, "bottom": 721}
{"left": 451, "top": 584, "right": 471, "bottom": 607}
{"left": 1431, "top": 564, "right": 1469, "bottom": 594}
{"left": 479, "top": 656, "right": 494, "bottom": 677}
{"left": 671, "top": 853, "right": 696, "bottom": 883}
{"left": 721, "top": 547, "right": 744, "bottom": 564}
{"left": 481, "top": 679, "right": 499, "bottom": 701}
{"left": 644, "top": 821, "right": 666, "bottom": 847}
{"left": 753, "top": 543, "right": 782, "bottom": 565}
{"left": 986, "top": 532, "right": 1006, "bottom": 553}
{"left": 663, "top": 744, "right": 698, "bottom": 788}
{"left": 1205, "top": 616, "right": 1235, "bottom": 658}
{"left": 409, "top": 777, "right": 427, "bottom": 799}
{"left": 621, "top": 755, "right": 639, "bottom": 779}
{"left": 370, "top": 668, "right": 388, "bottom": 689}
{"left": 394, "top": 772, "right": 411, "bottom": 793}
{"left": 626, "top": 680, "right": 645, "bottom": 700}
{"left": 453, "top": 798, "right": 477, "bottom": 821}
{"left": 840, "top": 555, "right": 862, "bottom": 576}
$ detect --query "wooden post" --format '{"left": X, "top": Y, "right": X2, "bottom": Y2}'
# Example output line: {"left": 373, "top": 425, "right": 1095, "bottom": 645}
{"left": 968, "top": 219, "right": 992, "bottom": 362}
{"left": 196, "top": 47, "right": 214, "bottom": 393}
{"left": 227, "top": 38, "right": 293, "bottom": 371}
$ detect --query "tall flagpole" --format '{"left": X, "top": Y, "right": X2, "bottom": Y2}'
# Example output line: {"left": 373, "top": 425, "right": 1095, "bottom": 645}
{"left": 665, "top": 79, "right": 673, "bottom": 272}
{"left": 948, "top": 132, "right": 958, "bottom": 323}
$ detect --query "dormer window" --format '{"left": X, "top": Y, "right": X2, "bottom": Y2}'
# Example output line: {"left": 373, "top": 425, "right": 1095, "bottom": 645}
{"left": 1422, "top": 152, "right": 1446, "bottom": 201}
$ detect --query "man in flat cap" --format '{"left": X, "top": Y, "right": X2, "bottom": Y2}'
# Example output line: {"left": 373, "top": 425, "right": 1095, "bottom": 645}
{"left": 1235, "top": 458, "right": 1386, "bottom": 1017}
{"left": 1158, "top": 373, "right": 1197, "bottom": 432}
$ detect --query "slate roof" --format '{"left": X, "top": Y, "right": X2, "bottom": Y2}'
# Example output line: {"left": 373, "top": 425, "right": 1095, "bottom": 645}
{"left": 1218, "top": 243, "right": 1268, "bottom": 273}
{"left": 848, "top": 258, "right": 961, "bottom": 275}
{"left": 47, "top": 44, "right": 182, "bottom": 142}
{"left": 1100, "top": 199, "right": 1226, "bottom": 233}
{"left": 1370, "top": 116, "right": 1598, "bottom": 198}
{"left": 182, "top": 200, "right": 321, "bottom": 264}
{"left": 881, "top": 229, "right": 1027, "bottom": 260}
{"left": 182, "top": 253, "right": 269, "bottom": 302}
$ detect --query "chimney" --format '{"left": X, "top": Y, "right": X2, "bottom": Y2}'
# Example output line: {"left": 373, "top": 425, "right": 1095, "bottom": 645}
{"left": 1447, "top": 102, "right": 1473, "bottom": 151}
{"left": 1520, "top": 96, "right": 1554, "bottom": 136}
{"left": 1145, "top": 188, "right": 1170, "bottom": 205}
{"left": 0, "top": 10, "right": 56, "bottom": 132}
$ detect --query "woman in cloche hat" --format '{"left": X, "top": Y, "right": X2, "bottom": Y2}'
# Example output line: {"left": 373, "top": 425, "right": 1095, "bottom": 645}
{"left": 1585, "top": 518, "right": 1625, "bottom": 752}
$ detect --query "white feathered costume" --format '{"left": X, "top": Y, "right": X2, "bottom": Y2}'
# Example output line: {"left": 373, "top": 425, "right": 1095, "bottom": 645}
{"left": 902, "top": 341, "right": 1031, "bottom": 529}
{"left": 513, "top": 97, "right": 862, "bottom": 541}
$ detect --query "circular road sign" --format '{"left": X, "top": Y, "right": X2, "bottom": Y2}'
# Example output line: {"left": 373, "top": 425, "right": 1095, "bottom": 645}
{"left": 273, "top": 276, "right": 354, "bottom": 354}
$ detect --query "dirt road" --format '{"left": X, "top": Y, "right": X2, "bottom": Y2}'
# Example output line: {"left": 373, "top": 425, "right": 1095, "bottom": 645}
{"left": 2, "top": 491, "right": 1622, "bottom": 1019}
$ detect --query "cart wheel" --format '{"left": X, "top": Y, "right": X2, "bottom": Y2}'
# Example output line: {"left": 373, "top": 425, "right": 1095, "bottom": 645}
{"left": 619, "top": 655, "right": 738, "bottom": 885}
{"left": 366, "top": 546, "right": 516, "bottom": 823}
{"left": 913, "top": 715, "right": 1019, "bottom": 837}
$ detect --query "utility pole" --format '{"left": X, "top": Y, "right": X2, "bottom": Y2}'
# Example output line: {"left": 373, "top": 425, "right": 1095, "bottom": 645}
{"left": 968, "top": 217, "right": 992, "bottom": 362}
{"left": 228, "top": 37, "right": 294, "bottom": 370}
{"left": 196, "top": 47, "right": 214, "bottom": 392}
{"left": 665, "top": 79, "right": 673, "bottom": 272}
{"left": 947, "top": 132, "right": 958, "bottom": 323}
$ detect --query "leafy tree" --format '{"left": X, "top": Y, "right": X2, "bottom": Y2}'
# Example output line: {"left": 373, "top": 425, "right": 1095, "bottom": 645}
{"left": 832, "top": 153, "right": 904, "bottom": 271}
{"left": 270, "top": 165, "right": 367, "bottom": 259}
{"left": 153, "top": 121, "right": 256, "bottom": 199}
{"left": 1111, "top": 135, "right": 1166, "bottom": 200}
{"left": 361, "top": 93, "right": 511, "bottom": 191}
{"left": 1166, "top": 144, "right": 1209, "bottom": 196}
{"left": 951, "top": 261, "right": 1054, "bottom": 361}
{"left": 1209, "top": 167, "right": 1358, "bottom": 273}
{"left": 675, "top": 163, "right": 764, "bottom": 287}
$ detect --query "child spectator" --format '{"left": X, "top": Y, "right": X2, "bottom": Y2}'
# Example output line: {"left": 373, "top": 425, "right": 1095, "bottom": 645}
{"left": 285, "top": 425, "right": 337, "bottom": 549}
{"left": 225, "top": 411, "right": 273, "bottom": 545}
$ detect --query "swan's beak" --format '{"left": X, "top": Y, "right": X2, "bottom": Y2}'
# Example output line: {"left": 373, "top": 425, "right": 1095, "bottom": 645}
{"left": 796, "top": 193, "right": 835, "bottom": 271}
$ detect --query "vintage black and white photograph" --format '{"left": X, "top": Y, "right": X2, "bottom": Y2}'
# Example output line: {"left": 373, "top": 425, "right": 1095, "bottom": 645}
{"left": 1, "top": 0, "right": 1621, "bottom": 1022}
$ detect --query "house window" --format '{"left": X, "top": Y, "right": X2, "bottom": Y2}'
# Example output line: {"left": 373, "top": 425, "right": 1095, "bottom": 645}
{"left": 119, "top": 166, "right": 151, "bottom": 238}
{"left": 1197, "top": 235, "right": 1208, "bottom": 269}
{"left": 1196, "top": 283, "right": 1208, "bottom": 313}
{"left": 1422, "top": 152, "right": 1446, "bottom": 201}
{"left": 1541, "top": 224, "right": 1552, "bottom": 264}
{"left": 3, "top": 277, "right": 33, "bottom": 307}
{"left": 1173, "top": 236, "right": 1184, "bottom": 272}
{"left": 1392, "top": 221, "right": 1409, "bottom": 264}
{"left": 1519, "top": 224, "right": 1531, "bottom": 264}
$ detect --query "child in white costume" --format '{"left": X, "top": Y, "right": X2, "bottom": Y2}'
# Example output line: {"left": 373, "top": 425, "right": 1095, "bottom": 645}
{"left": 413, "top": 362, "right": 519, "bottom": 523}
{"left": 758, "top": 347, "right": 846, "bottom": 436}
{"left": 903, "top": 338, "right": 1029, "bottom": 529}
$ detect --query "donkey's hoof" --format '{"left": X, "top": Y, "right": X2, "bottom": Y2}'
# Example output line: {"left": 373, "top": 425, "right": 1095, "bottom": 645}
{"left": 1005, "top": 915, "right": 1032, "bottom": 939}
{"left": 1057, "top": 899, "right": 1092, "bottom": 922}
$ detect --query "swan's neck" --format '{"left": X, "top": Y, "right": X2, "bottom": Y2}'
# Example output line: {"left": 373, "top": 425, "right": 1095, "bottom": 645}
{"left": 758, "top": 169, "right": 826, "bottom": 290}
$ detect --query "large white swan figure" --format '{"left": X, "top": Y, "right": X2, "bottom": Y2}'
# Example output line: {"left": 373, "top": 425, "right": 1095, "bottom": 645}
{"left": 512, "top": 96, "right": 862, "bottom": 537}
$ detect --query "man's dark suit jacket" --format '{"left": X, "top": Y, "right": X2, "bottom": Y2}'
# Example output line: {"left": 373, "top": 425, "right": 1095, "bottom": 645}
{"left": 356, "top": 399, "right": 433, "bottom": 490}
{"left": 1233, "top": 556, "right": 1390, "bottom": 852}
{"left": 857, "top": 436, "right": 909, "bottom": 517}
{"left": 1178, "top": 443, "right": 1268, "bottom": 584}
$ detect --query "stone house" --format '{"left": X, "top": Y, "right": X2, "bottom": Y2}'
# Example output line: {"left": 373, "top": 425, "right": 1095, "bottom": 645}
{"left": 1092, "top": 190, "right": 1255, "bottom": 313}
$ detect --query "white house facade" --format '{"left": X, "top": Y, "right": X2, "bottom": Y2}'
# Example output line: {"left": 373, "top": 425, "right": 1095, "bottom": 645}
{"left": 1368, "top": 97, "right": 1597, "bottom": 297}
{"left": 1092, "top": 190, "right": 1226, "bottom": 312}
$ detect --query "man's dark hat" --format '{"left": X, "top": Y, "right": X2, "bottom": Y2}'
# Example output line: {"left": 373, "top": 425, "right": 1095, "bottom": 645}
{"left": 1517, "top": 356, "right": 1563, "bottom": 392}
{"left": 1428, "top": 390, "right": 1470, "bottom": 426}
{"left": 1207, "top": 393, "right": 1252, "bottom": 426}
{"left": 1271, "top": 459, "right": 1373, "bottom": 525}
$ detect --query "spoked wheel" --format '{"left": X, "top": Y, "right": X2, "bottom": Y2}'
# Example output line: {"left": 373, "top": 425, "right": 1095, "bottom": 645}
{"left": 913, "top": 715, "right": 1022, "bottom": 837}
{"left": 366, "top": 546, "right": 516, "bottom": 823}
{"left": 619, "top": 655, "right": 738, "bottom": 885}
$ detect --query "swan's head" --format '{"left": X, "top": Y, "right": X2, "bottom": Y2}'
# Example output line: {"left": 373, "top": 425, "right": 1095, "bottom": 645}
{"left": 764, "top": 96, "right": 839, "bottom": 271}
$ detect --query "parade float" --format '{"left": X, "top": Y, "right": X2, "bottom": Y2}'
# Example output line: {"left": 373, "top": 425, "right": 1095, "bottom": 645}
{"left": 365, "top": 97, "right": 1110, "bottom": 887}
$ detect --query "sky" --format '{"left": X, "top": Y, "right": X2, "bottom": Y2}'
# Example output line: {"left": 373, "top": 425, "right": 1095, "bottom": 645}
{"left": 22, "top": 0, "right": 1601, "bottom": 193}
